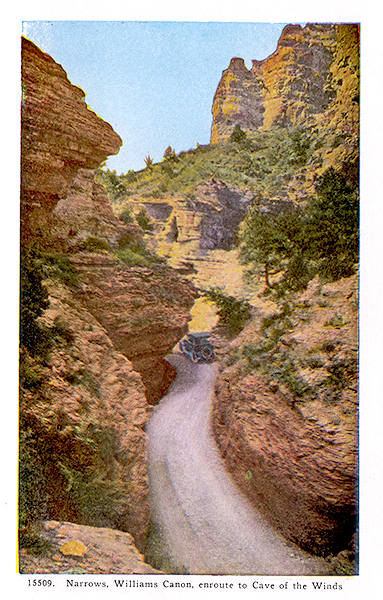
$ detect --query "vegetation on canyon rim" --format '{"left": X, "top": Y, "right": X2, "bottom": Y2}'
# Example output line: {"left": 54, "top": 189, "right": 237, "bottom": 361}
{"left": 101, "top": 123, "right": 359, "bottom": 296}
{"left": 97, "top": 122, "right": 359, "bottom": 420}
{"left": 98, "top": 125, "right": 316, "bottom": 200}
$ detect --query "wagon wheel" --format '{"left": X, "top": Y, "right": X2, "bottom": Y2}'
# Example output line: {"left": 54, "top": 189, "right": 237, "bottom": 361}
{"left": 191, "top": 350, "right": 199, "bottom": 363}
{"left": 179, "top": 340, "right": 185, "bottom": 353}
{"left": 201, "top": 345, "right": 213, "bottom": 360}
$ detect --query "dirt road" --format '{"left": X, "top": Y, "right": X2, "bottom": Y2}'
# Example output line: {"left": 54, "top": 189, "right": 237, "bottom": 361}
{"left": 147, "top": 354, "right": 331, "bottom": 575}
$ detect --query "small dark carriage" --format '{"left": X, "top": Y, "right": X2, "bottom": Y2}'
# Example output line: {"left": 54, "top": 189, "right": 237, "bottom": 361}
{"left": 179, "top": 332, "right": 216, "bottom": 363}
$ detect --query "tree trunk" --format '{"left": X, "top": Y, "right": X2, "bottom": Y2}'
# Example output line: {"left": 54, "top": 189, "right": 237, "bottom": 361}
{"left": 265, "top": 262, "right": 272, "bottom": 288}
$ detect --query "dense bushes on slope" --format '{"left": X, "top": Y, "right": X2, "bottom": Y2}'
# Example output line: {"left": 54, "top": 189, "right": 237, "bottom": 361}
{"left": 239, "top": 165, "right": 359, "bottom": 292}
{"left": 98, "top": 126, "right": 316, "bottom": 208}
{"left": 20, "top": 249, "right": 50, "bottom": 355}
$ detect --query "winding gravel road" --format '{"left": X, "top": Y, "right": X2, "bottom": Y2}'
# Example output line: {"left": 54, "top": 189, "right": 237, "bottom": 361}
{"left": 147, "top": 354, "right": 331, "bottom": 575}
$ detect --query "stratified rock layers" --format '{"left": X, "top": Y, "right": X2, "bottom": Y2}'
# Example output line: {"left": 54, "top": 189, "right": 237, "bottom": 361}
{"left": 213, "top": 375, "right": 356, "bottom": 556}
{"left": 133, "top": 179, "right": 251, "bottom": 256}
{"left": 213, "top": 276, "right": 358, "bottom": 557}
{"left": 70, "top": 252, "right": 196, "bottom": 403}
{"left": 211, "top": 23, "right": 359, "bottom": 149}
{"left": 20, "top": 37, "right": 196, "bottom": 558}
{"left": 53, "top": 168, "right": 132, "bottom": 248}
{"left": 19, "top": 521, "right": 161, "bottom": 574}
{"left": 21, "top": 37, "right": 122, "bottom": 242}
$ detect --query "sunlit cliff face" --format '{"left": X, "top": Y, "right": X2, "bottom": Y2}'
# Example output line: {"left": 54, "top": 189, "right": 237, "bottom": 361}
{"left": 21, "top": 37, "right": 122, "bottom": 244}
{"left": 211, "top": 24, "right": 359, "bottom": 145}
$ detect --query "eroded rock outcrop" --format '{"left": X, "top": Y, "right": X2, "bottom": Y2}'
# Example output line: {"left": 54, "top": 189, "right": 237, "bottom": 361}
{"left": 21, "top": 37, "right": 122, "bottom": 244}
{"left": 118, "top": 180, "right": 253, "bottom": 294}
{"left": 19, "top": 521, "right": 161, "bottom": 573}
{"left": 211, "top": 23, "right": 358, "bottom": 145}
{"left": 212, "top": 275, "right": 358, "bottom": 557}
{"left": 136, "top": 179, "right": 251, "bottom": 256}
{"left": 70, "top": 252, "right": 196, "bottom": 403}
{"left": 20, "top": 37, "right": 197, "bottom": 568}
{"left": 53, "top": 168, "right": 133, "bottom": 248}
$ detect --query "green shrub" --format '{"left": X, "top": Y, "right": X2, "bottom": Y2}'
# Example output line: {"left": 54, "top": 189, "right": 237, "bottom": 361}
{"left": 75, "top": 236, "right": 111, "bottom": 252}
{"left": 20, "top": 249, "right": 50, "bottom": 355}
{"left": 306, "top": 167, "right": 359, "bottom": 280}
{"left": 20, "top": 360, "right": 46, "bottom": 390}
{"left": 19, "top": 428, "right": 49, "bottom": 532}
{"left": 144, "top": 155, "right": 154, "bottom": 170}
{"left": 103, "top": 126, "right": 317, "bottom": 202}
{"left": 118, "top": 230, "right": 139, "bottom": 249}
{"left": 96, "top": 167, "right": 130, "bottom": 201}
{"left": 163, "top": 146, "right": 177, "bottom": 160}
{"left": 261, "top": 303, "right": 293, "bottom": 331}
{"left": 290, "top": 128, "right": 311, "bottom": 165}
{"left": 136, "top": 208, "right": 153, "bottom": 231}
{"left": 119, "top": 207, "right": 134, "bottom": 224}
{"left": 43, "top": 253, "right": 79, "bottom": 286}
{"left": 124, "top": 170, "right": 137, "bottom": 184}
{"left": 242, "top": 343, "right": 264, "bottom": 368}
{"left": 324, "top": 313, "right": 346, "bottom": 328}
{"left": 204, "top": 288, "right": 252, "bottom": 335}
{"left": 230, "top": 125, "right": 247, "bottom": 143}
{"left": 116, "top": 247, "right": 151, "bottom": 268}
{"left": 58, "top": 463, "right": 131, "bottom": 527}
{"left": 267, "top": 358, "right": 312, "bottom": 397}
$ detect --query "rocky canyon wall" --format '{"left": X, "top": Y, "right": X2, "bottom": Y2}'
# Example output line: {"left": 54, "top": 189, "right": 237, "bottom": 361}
{"left": 212, "top": 274, "right": 358, "bottom": 562}
{"left": 211, "top": 23, "right": 359, "bottom": 148}
{"left": 21, "top": 37, "right": 122, "bottom": 244}
{"left": 131, "top": 179, "right": 251, "bottom": 258}
{"left": 20, "top": 37, "right": 196, "bottom": 559}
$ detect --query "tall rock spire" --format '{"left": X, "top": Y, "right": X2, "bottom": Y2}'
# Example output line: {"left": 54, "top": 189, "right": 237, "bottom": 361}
{"left": 211, "top": 24, "right": 359, "bottom": 144}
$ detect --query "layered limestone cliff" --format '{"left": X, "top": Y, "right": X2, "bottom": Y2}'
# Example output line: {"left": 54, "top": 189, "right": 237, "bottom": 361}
{"left": 20, "top": 37, "right": 196, "bottom": 565}
{"left": 141, "top": 179, "right": 251, "bottom": 254}
{"left": 212, "top": 275, "right": 358, "bottom": 560}
{"left": 53, "top": 168, "right": 132, "bottom": 248}
{"left": 211, "top": 23, "right": 359, "bottom": 207}
{"left": 21, "top": 37, "right": 122, "bottom": 244}
{"left": 211, "top": 23, "right": 358, "bottom": 145}
{"left": 69, "top": 251, "right": 196, "bottom": 403}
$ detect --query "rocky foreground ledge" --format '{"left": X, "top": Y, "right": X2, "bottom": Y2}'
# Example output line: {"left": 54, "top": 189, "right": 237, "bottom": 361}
{"left": 19, "top": 521, "right": 160, "bottom": 574}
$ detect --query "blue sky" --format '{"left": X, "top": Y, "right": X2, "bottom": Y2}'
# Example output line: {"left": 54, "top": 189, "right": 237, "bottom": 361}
{"left": 22, "top": 21, "right": 295, "bottom": 174}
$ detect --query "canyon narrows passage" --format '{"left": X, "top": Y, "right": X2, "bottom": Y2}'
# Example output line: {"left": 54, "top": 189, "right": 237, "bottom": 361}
{"left": 20, "top": 23, "right": 358, "bottom": 575}
{"left": 147, "top": 354, "right": 331, "bottom": 575}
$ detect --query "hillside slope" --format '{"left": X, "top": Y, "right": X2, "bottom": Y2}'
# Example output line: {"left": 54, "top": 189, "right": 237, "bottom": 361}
{"left": 212, "top": 274, "right": 357, "bottom": 568}
{"left": 104, "top": 25, "right": 358, "bottom": 284}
